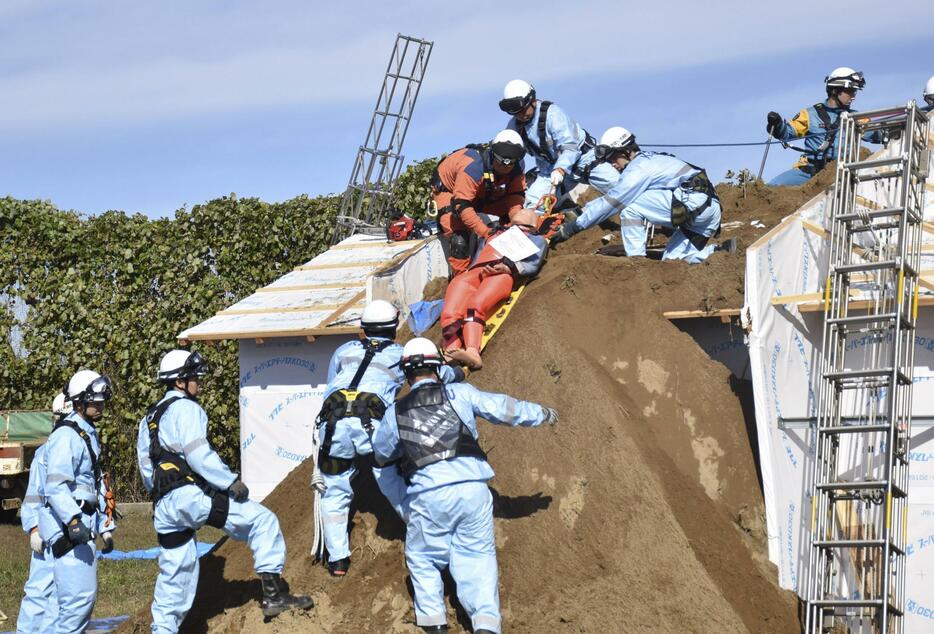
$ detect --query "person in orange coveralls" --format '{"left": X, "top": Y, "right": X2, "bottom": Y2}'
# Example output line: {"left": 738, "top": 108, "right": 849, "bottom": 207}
{"left": 431, "top": 130, "right": 527, "bottom": 275}
{"left": 440, "top": 208, "right": 548, "bottom": 370}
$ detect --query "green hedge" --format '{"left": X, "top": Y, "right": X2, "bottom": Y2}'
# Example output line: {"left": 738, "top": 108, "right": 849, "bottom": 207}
{"left": 0, "top": 160, "right": 438, "bottom": 501}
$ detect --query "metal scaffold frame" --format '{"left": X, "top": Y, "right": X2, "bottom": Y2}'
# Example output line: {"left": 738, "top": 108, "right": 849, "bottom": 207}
{"left": 805, "top": 102, "right": 930, "bottom": 633}
{"left": 331, "top": 34, "right": 433, "bottom": 245}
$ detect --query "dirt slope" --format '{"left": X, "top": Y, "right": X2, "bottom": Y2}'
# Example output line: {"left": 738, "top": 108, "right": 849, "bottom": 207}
{"left": 120, "top": 176, "right": 838, "bottom": 633}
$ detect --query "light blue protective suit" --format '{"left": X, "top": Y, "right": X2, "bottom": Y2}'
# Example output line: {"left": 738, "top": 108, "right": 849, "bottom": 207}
{"left": 40, "top": 412, "right": 116, "bottom": 634}
{"left": 507, "top": 101, "right": 612, "bottom": 206}
{"left": 768, "top": 101, "right": 884, "bottom": 186}
{"left": 136, "top": 390, "right": 287, "bottom": 634}
{"left": 373, "top": 378, "right": 548, "bottom": 634}
{"left": 317, "top": 337, "right": 461, "bottom": 563}
{"left": 17, "top": 443, "right": 59, "bottom": 633}
{"left": 575, "top": 151, "right": 722, "bottom": 264}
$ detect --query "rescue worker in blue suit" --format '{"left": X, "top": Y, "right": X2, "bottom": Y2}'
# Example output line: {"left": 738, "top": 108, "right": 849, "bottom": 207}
{"left": 315, "top": 300, "right": 465, "bottom": 577}
{"left": 501, "top": 79, "right": 618, "bottom": 208}
{"left": 17, "top": 393, "right": 71, "bottom": 633}
{"left": 767, "top": 68, "right": 884, "bottom": 186}
{"left": 136, "top": 349, "right": 311, "bottom": 632}
{"left": 922, "top": 76, "right": 934, "bottom": 113}
{"left": 373, "top": 338, "right": 559, "bottom": 634}
{"left": 551, "top": 126, "right": 734, "bottom": 264}
{"left": 40, "top": 371, "right": 117, "bottom": 634}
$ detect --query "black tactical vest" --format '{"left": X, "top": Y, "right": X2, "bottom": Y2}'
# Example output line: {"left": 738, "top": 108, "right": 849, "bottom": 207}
{"left": 395, "top": 383, "right": 487, "bottom": 478}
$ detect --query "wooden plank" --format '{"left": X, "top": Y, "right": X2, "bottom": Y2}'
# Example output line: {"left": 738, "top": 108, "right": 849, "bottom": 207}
{"left": 255, "top": 282, "right": 367, "bottom": 293}
{"left": 798, "top": 295, "right": 934, "bottom": 313}
{"left": 216, "top": 301, "right": 362, "bottom": 317}
{"left": 319, "top": 288, "right": 368, "bottom": 329}
{"left": 371, "top": 238, "right": 433, "bottom": 276}
{"left": 662, "top": 308, "right": 742, "bottom": 320}
{"left": 295, "top": 261, "right": 381, "bottom": 271}
{"left": 771, "top": 289, "right": 860, "bottom": 306}
{"left": 801, "top": 219, "right": 828, "bottom": 239}
{"left": 331, "top": 239, "right": 425, "bottom": 251}
{"left": 855, "top": 195, "right": 881, "bottom": 211}
{"left": 923, "top": 222, "right": 934, "bottom": 235}
{"left": 178, "top": 325, "right": 360, "bottom": 344}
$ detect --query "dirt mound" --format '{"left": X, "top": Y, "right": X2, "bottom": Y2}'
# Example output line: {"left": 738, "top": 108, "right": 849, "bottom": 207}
{"left": 119, "top": 178, "right": 835, "bottom": 633}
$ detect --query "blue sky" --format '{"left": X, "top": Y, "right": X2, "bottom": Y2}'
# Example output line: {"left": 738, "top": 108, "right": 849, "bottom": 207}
{"left": 1, "top": 1, "right": 931, "bottom": 218}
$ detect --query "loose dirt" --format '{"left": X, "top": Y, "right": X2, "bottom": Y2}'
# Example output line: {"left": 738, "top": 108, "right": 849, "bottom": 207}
{"left": 120, "top": 174, "right": 837, "bottom": 633}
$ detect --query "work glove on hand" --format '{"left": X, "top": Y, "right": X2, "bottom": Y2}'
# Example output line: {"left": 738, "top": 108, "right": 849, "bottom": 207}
{"left": 550, "top": 222, "right": 578, "bottom": 245}
{"left": 542, "top": 407, "right": 559, "bottom": 426}
{"left": 309, "top": 469, "right": 327, "bottom": 495}
{"left": 550, "top": 169, "right": 565, "bottom": 188}
{"left": 67, "top": 518, "right": 92, "bottom": 545}
{"left": 100, "top": 531, "right": 114, "bottom": 555}
{"left": 767, "top": 111, "right": 783, "bottom": 136}
{"left": 229, "top": 479, "right": 250, "bottom": 503}
{"left": 29, "top": 528, "right": 44, "bottom": 554}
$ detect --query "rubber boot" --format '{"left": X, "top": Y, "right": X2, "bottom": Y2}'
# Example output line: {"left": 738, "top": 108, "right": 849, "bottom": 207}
{"left": 260, "top": 573, "right": 314, "bottom": 617}
{"left": 474, "top": 630, "right": 496, "bottom": 634}
{"left": 328, "top": 556, "right": 350, "bottom": 577}
{"left": 421, "top": 626, "right": 449, "bottom": 633}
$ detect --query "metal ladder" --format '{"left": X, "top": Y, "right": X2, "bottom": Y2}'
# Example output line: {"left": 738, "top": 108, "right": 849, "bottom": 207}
{"left": 805, "top": 102, "right": 929, "bottom": 633}
{"left": 331, "top": 34, "right": 432, "bottom": 245}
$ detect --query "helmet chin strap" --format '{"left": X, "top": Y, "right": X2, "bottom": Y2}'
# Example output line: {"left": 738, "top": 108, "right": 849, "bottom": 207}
{"left": 177, "top": 377, "right": 199, "bottom": 401}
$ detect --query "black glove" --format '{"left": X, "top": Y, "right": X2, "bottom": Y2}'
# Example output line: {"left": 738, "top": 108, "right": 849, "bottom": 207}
{"left": 67, "top": 518, "right": 92, "bottom": 545}
{"left": 229, "top": 479, "right": 250, "bottom": 503}
{"left": 100, "top": 531, "right": 115, "bottom": 554}
{"left": 542, "top": 407, "right": 559, "bottom": 425}
{"left": 767, "top": 111, "right": 783, "bottom": 136}
{"left": 550, "top": 222, "right": 578, "bottom": 246}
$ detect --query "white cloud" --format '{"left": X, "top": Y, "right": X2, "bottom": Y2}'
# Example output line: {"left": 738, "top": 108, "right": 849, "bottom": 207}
{"left": 1, "top": 0, "right": 931, "bottom": 133}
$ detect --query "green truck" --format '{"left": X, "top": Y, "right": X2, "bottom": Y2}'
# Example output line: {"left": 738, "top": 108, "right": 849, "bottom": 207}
{"left": 0, "top": 410, "right": 53, "bottom": 520}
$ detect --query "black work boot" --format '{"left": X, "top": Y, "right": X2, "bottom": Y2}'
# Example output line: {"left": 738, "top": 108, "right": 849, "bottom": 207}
{"left": 421, "top": 626, "right": 449, "bottom": 633}
{"left": 474, "top": 630, "right": 496, "bottom": 634}
{"left": 716, "top": 237, "right": 738, "bottom": 254}
{"left": 327, "top": 556, "right": 350, "bottom": 577}
{"left": 260, "top": 573, "right": 314, "bottom": 617}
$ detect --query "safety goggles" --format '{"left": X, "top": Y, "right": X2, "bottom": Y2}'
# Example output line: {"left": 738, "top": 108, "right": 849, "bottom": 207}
{"left": 492, "top": 152, "right": 519, "bottom": 166}
{"left": 498, "top": 96, "right": 532, "bottom": 115}
{"left": 86, "top": 376, "right": 114, "bottom": 402}
{"left": 595, "top": 144, "right": 626, "bottom": 163}
{"left": 827, "top": 71, "right": 865, "bottom": 90}
{"left": 925, "top": 95, "right": 934, "bottom": 107}
{"left": 179, "top": 351, "right": 208, "bottom": 378}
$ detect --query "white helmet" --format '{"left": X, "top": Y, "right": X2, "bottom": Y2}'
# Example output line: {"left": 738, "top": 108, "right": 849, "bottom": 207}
{"left": 67, "top": 370, "right": 113, "bottom": 405}
{"left": 499, "top": 79, "right": 536, "bottom": 114}
{"left": 924, "top": 75, "right": 934, "bottom": 104}
{"left": 400, "top": 337, "right": 444, "bottom": 374}
{"left": 52, "top": 392, "right": 73, "bottom": 416}
{"left": 490, "top": 129, "right": 526, "bottom": 164}
{"left": 158, "top": 349, "right": 207, "bottom": 383}
{"left": 360, "top": 300, "right": 399, "bottom": 334}
{"left": 825, "top": 67, "right": 865, "bottom": 91}
{"left": 595, "top": 126, "right": 636, "bottom": 161}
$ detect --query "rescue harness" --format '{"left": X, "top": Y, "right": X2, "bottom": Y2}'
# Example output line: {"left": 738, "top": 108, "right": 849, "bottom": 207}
{"left": 316, "top": 338, "right": 392, "bottom": 475}
{"left": 48, "top": 418, "right": 104, "bottom": 558}
{"left": 146, "top": 395, "right": 230, "bottom": 549}
{"left": 429, "top": 144, "right": 520, "bottom": 219}
{"left": 517, "top": 101, "right": 597, "bottom": 167}
{"left": 394, "top": 382, "right": 487, "bottom": 481}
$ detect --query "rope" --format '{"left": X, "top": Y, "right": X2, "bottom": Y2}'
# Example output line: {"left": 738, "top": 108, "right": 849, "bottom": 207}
{"left": 309, "top": 427, "right": 326, "bottom": 563}
{"left": 643, "top": 134, "right": 824, "bottom": 149}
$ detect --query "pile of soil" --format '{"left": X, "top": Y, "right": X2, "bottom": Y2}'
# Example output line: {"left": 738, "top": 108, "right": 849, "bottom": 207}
{"left": 121, "top": 175, "right": 836, "bottom": 633}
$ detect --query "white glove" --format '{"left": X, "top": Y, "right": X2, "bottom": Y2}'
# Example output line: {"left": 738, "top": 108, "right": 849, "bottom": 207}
{"left": 29, "top": 529, "right": 44, "bottom": 554}
{"left": 550, "top": 169, "right": 565, "bottom": 188}
{"left": 100, "top": 531, "right": 114, "bottom": 555}
{"left": 310, "top": 469, "right": 327, "bottom": 494}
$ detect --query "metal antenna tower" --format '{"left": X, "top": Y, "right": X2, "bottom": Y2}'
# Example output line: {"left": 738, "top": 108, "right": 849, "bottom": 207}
{"left": 331, "top": 34, "right": 433, "bottom": 244}
{"left": 804, "top": 102, "right": 929, "bottom": 633}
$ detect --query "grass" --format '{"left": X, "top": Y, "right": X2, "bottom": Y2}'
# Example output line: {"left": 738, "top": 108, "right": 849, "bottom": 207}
{"left": 0, "top": 511, "right": 225, "bottom": 631}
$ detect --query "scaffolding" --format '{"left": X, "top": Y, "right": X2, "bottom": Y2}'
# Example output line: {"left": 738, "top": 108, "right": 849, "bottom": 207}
{"left": 805, "top": 103, "right": 930, "bottom": 633}
{"left": 331, "top": 34, "right": 433, "bottom": 245}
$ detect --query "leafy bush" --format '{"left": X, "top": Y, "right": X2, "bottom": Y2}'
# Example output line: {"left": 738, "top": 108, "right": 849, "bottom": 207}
{"left": 0, "top": 194, "right": 338, "bottom": 500}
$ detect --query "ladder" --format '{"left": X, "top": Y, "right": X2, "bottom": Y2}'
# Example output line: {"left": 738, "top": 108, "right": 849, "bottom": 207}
{"left": 331, "top": 34, "right": 433, "bottom": 245}
{"left": 805, "top": 102, "right": 929, "bottom": 633}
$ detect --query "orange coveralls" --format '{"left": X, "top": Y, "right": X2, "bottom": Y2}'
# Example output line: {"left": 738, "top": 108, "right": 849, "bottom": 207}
{"left": 440, "top": 225, "right": 547, "bottom": 353}
{"left": 433, "top": 146, "right": 525, "bottom": 275}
